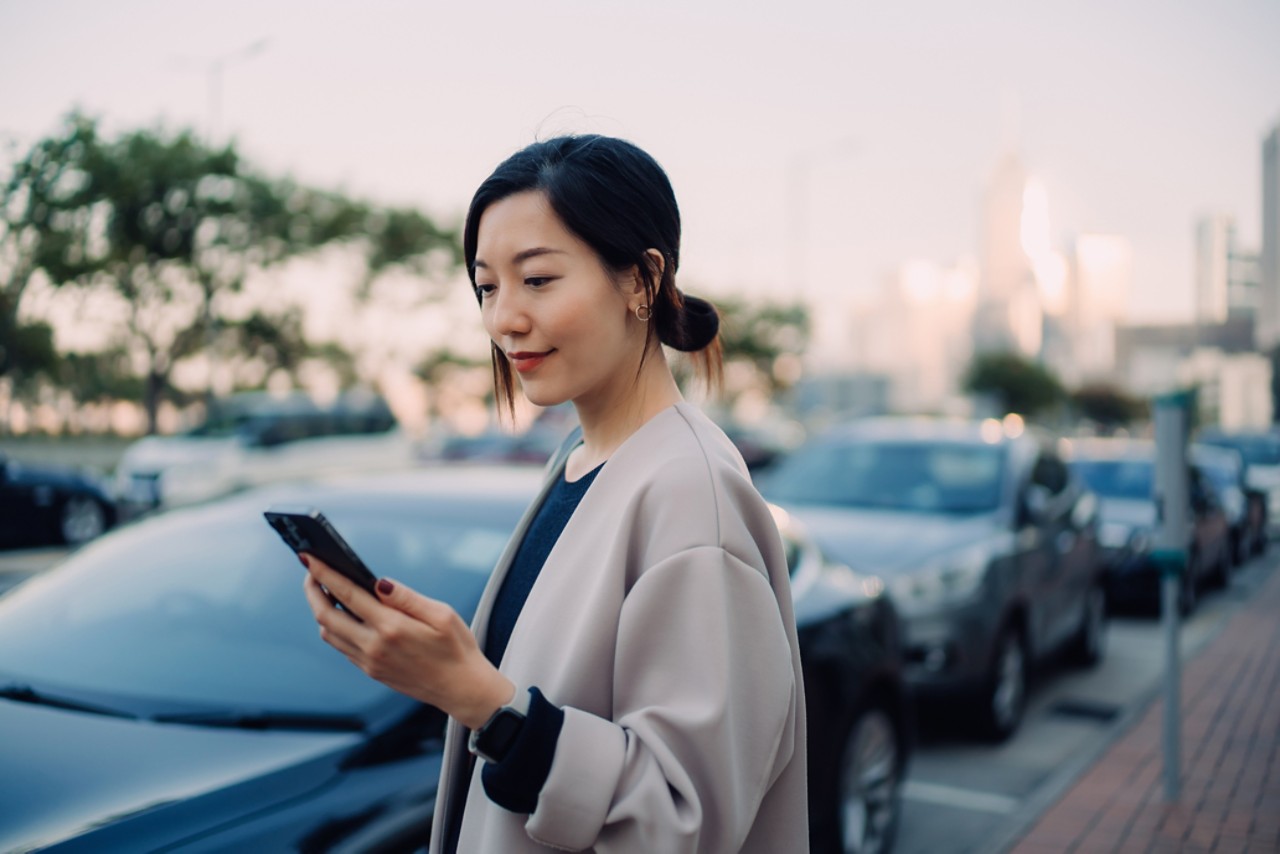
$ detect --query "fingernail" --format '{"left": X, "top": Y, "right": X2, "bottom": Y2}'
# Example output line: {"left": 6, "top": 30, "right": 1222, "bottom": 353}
{"left": 299, "top": 554, "right": 310, "bottom": 569}
{"left": 377, "top": 578, "right": 394, "bottom": 596}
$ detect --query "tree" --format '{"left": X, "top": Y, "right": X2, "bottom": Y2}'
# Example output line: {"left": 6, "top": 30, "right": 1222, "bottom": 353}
{"left": 1070, "top": 383, "right": 1148, "bottom": 432}
{"left": 962, "top": 351, "right": 1065, "bottom": 419}
{"left": 3, "top": 113, "right": 459, "bottom": 432}
{"left": 708, "top": 297, "right": 810, "bottom": 403}
{"left": 1, "top": 115, "right": 103, "bottom": 399}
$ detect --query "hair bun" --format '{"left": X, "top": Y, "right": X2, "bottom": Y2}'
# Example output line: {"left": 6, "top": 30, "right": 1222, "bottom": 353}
{"left": 658, "top": 294, "right": 720, "bottom": 353}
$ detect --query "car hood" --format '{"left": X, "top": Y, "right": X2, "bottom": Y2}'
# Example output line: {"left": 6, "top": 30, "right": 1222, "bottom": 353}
{"left": 1097, "top": 497, "right": 1156, "bottom": 531}
{"left": 0, "top": 698, "right": 359, "bottom": 851}
{"left": 782, "top": 505, "right": 1000, "bottom": 575}
{"left": 1246, "top": 464, "right": 1280, "bottom": 490}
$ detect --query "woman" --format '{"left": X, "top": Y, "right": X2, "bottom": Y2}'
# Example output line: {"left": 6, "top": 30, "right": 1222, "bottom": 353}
{"left": 303, "top": 135, "right": 808, "bottom": 852}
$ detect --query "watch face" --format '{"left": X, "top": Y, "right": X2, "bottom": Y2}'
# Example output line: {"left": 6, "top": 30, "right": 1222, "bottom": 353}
{"left": 476, "top": 709, "right": 525, "bottom": 761}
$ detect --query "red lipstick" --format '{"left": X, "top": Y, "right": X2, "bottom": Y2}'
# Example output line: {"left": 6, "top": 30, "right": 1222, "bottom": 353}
{"left": 509, "top": 351, "right": 552, "bottom": 373}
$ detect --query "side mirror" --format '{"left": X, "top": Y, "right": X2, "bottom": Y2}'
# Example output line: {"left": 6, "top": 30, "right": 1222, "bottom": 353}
{"left": 1021, "top": 484, "right": 1051, "bottom": 526}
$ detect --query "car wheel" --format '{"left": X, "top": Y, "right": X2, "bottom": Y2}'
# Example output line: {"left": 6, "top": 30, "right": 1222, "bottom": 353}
{"left": 1069, "top": 585, "right": 1107, "bottom": 668}
{"left": 60, "top": 496, "right": 106, "bottom": 545}
{"left": 979, "top": 625, "right": 1027, "bottom": 742}
{"left": 1212, "top": 542, "right": 1234, "bottom": 589}
{"left": 835, "top": 703, "right": 902, "bottom": 854}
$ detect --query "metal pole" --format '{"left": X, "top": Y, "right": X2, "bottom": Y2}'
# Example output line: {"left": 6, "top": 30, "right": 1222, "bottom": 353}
{"left": 1152, "top": 391, "right": 1191, "bottom": 802}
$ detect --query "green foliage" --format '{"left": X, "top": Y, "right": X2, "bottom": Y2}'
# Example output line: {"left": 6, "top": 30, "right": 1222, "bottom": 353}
{"left": 57, "top": 349, "right": 146, "bottom": 404}
{"left": 714, "top": 297, "right": 810, "bottom": 394}
{"left": 2, "top": 111, "right": 459, "bottom": 433}
{"left": 962, "top": 351, "right": 1066, "bottom": 418}
{"left": 1069, "top": 383, "right": 1149, "bottom": 430}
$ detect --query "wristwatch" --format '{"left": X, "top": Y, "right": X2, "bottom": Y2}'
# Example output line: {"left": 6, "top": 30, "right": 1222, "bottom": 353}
{"left": 468, "top": 687, "right": 531, "bottom": 763}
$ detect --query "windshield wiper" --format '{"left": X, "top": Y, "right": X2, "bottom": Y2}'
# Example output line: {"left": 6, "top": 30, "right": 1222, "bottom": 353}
{"left": 0, "top": 683, "right": 137, "bottom": 720}
{"left": 153, "top": 709, "right": 366, "bottom": 732}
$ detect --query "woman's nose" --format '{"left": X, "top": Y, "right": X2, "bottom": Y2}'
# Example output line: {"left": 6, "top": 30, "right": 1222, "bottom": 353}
{"left": 486, "top": 287, "right": 531, "bottom": 338}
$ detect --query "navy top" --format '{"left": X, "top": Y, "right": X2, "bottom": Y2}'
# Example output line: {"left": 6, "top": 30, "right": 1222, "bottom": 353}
{"left": 484, "top": 462, "right": 601, "bottom": 666}
{"left": 479, "top": 461, "right": 600, "bottom": 813}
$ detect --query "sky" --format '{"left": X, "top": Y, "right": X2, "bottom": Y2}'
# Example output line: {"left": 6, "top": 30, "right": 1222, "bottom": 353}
{"left": 3, "top": 0, "right": 1280, "bottom": 342}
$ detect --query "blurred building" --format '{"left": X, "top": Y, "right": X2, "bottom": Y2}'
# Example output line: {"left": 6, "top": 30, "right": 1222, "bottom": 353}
{"left": 848, "top": 259, "right": 978, "bottom": 415}
{"left": 973, "top": 152, "right": 1042, "bottom": 356}
{"left": 1195, "top": 214, "right": 1260, "bottom": 324}
{"left": 1051, "top": 233, "right": 1133, "bottom": 386}
{"left": 1177, "top": 349, "right": 1273, "bottom": 431}
{"left": 1260, "top": 122, "right": 1280, "bottom": 349}
{"left": 1114, "top": 318, "right": 1270, "bottom": 428}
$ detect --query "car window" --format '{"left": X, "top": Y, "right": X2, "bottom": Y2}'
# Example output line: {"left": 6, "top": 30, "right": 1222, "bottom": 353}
{"left": 0, "top": 496, "right": 521, "bottom": 717}
{"left": 763, "top": 440, "right": 1005, "bottom": 514}
{"left": 1069, "top": 458, "right": 1153, "bottom": 500}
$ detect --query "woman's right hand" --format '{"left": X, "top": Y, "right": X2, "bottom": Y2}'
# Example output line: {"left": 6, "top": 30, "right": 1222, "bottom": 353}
{"left": 301, "top": 555, "right": 515, "bottom": 729}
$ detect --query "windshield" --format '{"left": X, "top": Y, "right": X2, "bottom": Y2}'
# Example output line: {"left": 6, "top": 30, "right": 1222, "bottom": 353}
{"left": 763, "top": 440, "right": 1005, "bottom": 514}
{"left": 1069, "top": 459, "right": 1154, "bottom": 501}
{"left": 1200, "top": 434, "right": 1280, "bottom": 467}
{"left": 0, "top": 494, "right": 519, "bottom": 719}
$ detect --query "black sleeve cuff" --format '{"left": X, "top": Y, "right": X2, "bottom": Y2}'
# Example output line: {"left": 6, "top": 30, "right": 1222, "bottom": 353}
{"left": 480, "top": 687, "right": 564, "bottom": 814}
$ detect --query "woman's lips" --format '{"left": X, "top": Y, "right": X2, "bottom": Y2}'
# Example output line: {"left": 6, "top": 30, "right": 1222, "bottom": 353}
{"left": 509, "top": 350, "right": 552, "bottom": 373}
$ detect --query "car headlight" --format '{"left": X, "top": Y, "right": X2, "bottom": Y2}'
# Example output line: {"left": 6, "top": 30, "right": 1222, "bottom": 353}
{"left": 1128, "top": 529, "right": 1151, "bottom": 553}
{"left": 889, "top": 548, "right": 987, "bottom": 615}
{"left": 1098, "top": 522, "right": 1133, "bottom": 549}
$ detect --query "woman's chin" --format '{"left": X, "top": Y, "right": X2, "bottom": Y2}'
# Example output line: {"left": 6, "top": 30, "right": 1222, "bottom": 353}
{"left": 518, "top": 384, "right": 571, "bottom": 410}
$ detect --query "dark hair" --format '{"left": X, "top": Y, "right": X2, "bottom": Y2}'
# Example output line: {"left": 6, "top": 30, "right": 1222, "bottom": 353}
{"left": 463, "top": 135, "right": 722, "bottom": 417}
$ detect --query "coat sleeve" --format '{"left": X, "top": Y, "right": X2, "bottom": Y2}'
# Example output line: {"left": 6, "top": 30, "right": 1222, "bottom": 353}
{"left": 523, "top": 545, "right": 799, "bottom": 853}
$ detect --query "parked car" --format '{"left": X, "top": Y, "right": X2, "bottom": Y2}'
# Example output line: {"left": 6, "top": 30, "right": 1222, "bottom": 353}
{"left": 0, "top": 465, "right": 908, "bottom": 854}
{"left": 1196, "top": 428, "right": 1280, "bottom": 541}
{"left": 760, "top": 417, "right": 1106, "bottom": 742}
{"left": 113, "top": 389, "right": 414, "bottom": 516}
{"left": 778, "top": 506, "right": 910, "bottom": 854}
{"left": 1065, "top": 438, "right": 1233, "bottom": 615}
{"left": 0, "top": 452, "right": 117, "bottom": 548}
{"left": 1191, "top": 443, "right": 1267, "bottom": 566}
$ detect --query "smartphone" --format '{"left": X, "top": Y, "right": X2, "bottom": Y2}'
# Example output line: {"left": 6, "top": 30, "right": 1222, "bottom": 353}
{"left": 264, "top": 505, "right": 379, "bottom": 596}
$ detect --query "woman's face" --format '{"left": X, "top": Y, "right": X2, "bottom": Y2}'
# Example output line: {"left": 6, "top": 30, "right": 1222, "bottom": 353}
{"left": 473, "top": 190, "right": 649, "bottom": 411}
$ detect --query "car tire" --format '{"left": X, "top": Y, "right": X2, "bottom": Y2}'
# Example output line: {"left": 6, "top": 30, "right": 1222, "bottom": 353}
{"left": 1212, "top": 542, "right": 1234, "bottom": 589}
{"left": 59, "top": 496, "right": 107, "bottom": 546}
{"left": 813, "top": 700, "right": 903, "bottom": 854}
{"left": 1068, "top": 585, "right": 1107, "bottom": 668}
{"left": 978, "top": 625, "right": 1027, "bottom": 742}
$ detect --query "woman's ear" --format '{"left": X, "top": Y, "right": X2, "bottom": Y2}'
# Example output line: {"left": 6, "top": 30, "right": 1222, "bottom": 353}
{"left": 625, "top": 248, "right": 665, "bottom": 307}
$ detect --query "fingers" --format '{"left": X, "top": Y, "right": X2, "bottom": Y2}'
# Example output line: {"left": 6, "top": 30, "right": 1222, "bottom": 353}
{"left": 372, "top": 576, "right": 456, "bottom": 627}
{"left": 303, "top": 553, "right": 380, "bottom": 621}
{"left": 303, "top": 573, "right": 371, "bottom": 648}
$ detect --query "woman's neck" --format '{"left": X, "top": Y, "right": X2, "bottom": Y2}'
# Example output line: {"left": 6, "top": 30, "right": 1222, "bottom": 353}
{"left": 566, "top": 356, "right": 682, "bottom": 479}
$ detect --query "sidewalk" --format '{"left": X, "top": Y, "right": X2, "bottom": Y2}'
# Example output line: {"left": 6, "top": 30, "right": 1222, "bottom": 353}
{"left": 1009, "top": 561, "right": 1280, "bottom": 853}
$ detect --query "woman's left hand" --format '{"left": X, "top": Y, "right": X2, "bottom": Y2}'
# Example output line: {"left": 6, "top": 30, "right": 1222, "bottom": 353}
{"left": 301, "top": 555, "right": 514, "bottom": 729}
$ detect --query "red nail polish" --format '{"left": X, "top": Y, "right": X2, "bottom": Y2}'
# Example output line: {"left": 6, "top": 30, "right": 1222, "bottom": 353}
{"left": 377, "top": 579, "right": 394, "bottom": 596}
{"left": 299, "top": 554, "right": 310, "bottom": 569}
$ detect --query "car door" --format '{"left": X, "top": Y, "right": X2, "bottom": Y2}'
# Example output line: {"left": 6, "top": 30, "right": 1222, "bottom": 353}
{"left": 0, "top": 458, "right": 19, "bottom": 543}
{"left": 1023, "top": 450, "right": 1085, "bottom": 652}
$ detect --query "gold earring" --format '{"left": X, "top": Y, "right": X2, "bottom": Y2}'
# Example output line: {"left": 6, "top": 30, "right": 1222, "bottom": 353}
{"left": 635, "top": 304, "right": 652, "bottom": 322}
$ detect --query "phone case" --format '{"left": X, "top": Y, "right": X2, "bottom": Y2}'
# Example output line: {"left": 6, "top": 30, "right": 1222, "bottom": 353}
{"left": 264, "top": 505, "right": 379, "bottom": 594}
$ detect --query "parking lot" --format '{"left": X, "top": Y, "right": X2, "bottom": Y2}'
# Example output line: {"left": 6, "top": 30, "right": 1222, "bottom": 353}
{"left": 2, "top": 539, "right": 1273, "bottom": 853}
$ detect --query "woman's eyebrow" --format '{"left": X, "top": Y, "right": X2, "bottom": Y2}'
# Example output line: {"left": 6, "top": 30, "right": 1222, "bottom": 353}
{"left": 473, "top": 247, "right": 568, "bottom": 270}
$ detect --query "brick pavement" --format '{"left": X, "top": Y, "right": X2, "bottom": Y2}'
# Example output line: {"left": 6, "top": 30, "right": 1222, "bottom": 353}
{"left": 1010, "top": 563, "right": 1280, "bottom": 853}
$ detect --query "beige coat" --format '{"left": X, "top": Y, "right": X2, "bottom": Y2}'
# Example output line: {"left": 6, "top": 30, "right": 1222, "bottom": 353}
{"left": 430, "top": 403, "right": 809, "bottom": 853}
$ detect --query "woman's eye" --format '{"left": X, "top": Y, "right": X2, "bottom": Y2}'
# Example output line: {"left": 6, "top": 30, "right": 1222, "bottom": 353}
{"left": 474, "top": 283, "right": 496, "bottom": 299}
{"left": 525, "top": 276, "right": 553, "bottom": 287}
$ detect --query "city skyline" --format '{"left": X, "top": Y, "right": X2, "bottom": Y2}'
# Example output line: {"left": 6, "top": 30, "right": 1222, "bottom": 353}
{"left": 4, "top": 0, "right": 1279, "bottom": 341}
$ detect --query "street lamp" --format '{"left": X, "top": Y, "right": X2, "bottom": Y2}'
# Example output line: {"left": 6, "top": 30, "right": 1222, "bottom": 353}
{"left": 172, "top": 37, "right": 270, "bottom": 144}
{"left": 786, "top": 136, "right": 860, "bottom": 299}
